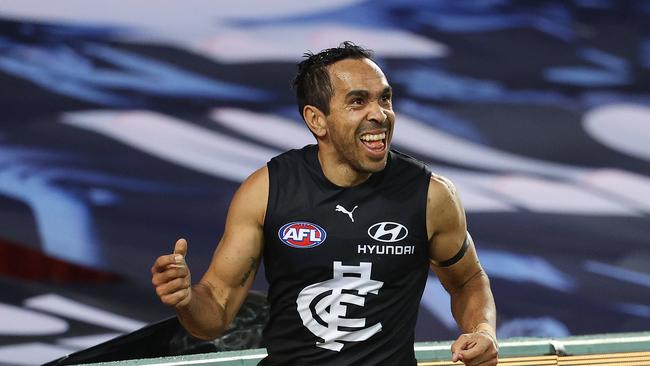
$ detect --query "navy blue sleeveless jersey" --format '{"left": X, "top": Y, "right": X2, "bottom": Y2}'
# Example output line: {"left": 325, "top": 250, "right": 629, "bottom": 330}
{"left": 260, "top": 144, "right": 432, "bottom": 366}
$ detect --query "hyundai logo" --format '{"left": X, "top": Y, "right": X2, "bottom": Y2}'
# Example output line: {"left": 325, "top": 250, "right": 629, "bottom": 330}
{"left": 367, "top": 222, "right": 408, "bottom": 242}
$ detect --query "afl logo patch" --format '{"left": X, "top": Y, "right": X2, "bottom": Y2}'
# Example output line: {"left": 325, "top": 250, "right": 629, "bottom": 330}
{"left": 278, "top": 222, "right": 327, "bottom": 248}
{"left": 368, "top": 222, "right": 408, "bottom": 242}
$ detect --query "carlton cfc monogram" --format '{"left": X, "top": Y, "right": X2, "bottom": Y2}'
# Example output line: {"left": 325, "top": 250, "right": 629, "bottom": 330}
{"left": 296, "top": 261, "right": 383, "bottom": 352}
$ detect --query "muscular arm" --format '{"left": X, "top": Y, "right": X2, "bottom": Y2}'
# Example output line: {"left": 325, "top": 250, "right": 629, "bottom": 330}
{"left": 426, "top": 174, "right": 498, "bottom": 365}
{"left": 176, "top": 167, "right": 268, "bottom": 340}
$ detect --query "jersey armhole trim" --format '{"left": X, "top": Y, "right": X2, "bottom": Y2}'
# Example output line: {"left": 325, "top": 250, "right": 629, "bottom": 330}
{"left": 262, "top": 160, "right": 277, "bottom": 230}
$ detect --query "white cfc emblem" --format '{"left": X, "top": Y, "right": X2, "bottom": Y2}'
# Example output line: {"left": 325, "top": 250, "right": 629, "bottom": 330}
{"left": 296, "top": 261, "right": 384, "bottom": 352}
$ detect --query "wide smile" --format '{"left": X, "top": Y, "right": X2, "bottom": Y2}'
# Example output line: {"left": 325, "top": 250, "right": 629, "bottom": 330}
{"left": 359, "top": 131, "right": 388, "bottom": 158}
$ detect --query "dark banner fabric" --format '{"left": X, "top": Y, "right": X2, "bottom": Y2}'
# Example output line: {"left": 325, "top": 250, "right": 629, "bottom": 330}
{"left": 1, "top": 1, "right": 649, "bottom": 364}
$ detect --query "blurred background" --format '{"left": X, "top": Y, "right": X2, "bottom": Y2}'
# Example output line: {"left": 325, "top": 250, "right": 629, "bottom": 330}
{"left": 1, "top": 0, "right": 649, "bottom": 364}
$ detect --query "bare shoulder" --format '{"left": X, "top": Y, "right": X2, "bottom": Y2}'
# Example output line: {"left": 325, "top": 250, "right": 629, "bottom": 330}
{"left": 428, "top": 172, "right": 462, "bottom": 216}
{"left": 229, "top": 166, "right": 269, "bottom": 226}
{"left": 426, "top": 172, "right": 465, "bottom": 238}
{"left": 430, "top": 171, "right": 458, "bottom": 194}
{"left": 240, "top": 166, "right": 269, "bottom": 191}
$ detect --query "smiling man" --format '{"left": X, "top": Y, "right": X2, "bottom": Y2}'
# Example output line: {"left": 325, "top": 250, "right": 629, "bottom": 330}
{"left": 151, "top": 42, "right": 498, "bottom": 366}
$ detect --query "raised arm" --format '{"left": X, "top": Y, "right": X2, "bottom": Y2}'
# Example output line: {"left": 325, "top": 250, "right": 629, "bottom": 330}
{"left": 426, "top": 173, "right": 498, "bottom": 366}
{"left": 151, "top": 166, "right": 268, "bottom": 340}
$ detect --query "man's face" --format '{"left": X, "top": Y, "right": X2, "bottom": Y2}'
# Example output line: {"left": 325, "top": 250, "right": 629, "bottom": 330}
{"left": 324, "top": 58, "right": 395, "bottom": 174}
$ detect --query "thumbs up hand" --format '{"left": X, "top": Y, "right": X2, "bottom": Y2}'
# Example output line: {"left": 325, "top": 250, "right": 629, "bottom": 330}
{"left": 173, "top": 238, "right": 187, "bottom": 257}
{"left": 151, "top": 238, "right": 192, "bottom": 308}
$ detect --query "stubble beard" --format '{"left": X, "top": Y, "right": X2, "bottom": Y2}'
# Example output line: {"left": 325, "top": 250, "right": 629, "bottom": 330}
{"left": 331, "top": 133, "right": 387, "bottom": 175}
{"left": 328, "top": 117, "right": 391, "bottom": 175}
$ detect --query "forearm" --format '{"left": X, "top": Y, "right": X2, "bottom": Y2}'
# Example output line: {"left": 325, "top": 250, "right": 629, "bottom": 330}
{"left": 450, "top": 269, "right": 497, "bottom": 337}
{"left": 176, "top": 281, "right": 229, "bottom": 340}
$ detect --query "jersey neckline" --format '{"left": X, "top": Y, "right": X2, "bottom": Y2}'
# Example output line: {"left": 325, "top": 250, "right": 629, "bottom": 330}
{"left": 304, "top": 144, "right": 391, "bottom": 190}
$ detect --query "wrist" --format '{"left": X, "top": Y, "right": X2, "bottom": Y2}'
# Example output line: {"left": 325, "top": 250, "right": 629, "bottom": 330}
{"left": 174, "top": 287, "right": 194, "bottom": 311}
{"left": 471, "top": 322, "right": 495, "bottom": 336}
{"left": 472, "top": 323, "right": 497, "bottom": 345}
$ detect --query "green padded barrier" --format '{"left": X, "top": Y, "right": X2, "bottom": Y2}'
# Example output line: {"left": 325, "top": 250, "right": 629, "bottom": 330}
{"left": 79, "top": 331, "right": 650, "bottom": 366}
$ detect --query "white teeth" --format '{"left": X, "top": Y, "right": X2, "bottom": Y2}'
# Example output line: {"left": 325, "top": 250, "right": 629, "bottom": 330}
{"left": 360, "top": 132, "right": 386, "bottom": 142}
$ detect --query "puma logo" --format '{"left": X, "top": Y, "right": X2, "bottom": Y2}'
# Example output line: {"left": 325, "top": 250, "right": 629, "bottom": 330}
{"left": 335, "top": 204, "right": 358, "bottom": 222}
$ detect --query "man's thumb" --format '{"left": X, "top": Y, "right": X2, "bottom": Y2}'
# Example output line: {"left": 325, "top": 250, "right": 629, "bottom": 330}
{"left": 174, "top": 238, "right": 188, "bottom": 257}
{"left": 450, "top": 338, "right": 467, "bottom": 362}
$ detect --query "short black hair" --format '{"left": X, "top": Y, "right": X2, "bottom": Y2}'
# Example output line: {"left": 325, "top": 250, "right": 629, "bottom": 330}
{"left": 292, "top": 41, "right": 374, "bottom": 119}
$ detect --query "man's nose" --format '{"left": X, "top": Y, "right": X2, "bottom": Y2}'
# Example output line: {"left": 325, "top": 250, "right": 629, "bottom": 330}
{"left": 367, "top": 100, "right": 388, "bottom": 124}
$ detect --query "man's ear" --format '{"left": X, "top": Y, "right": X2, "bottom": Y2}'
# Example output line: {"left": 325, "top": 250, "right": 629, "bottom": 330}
{"left": 303, "top": 105, "right": 327, "bottom": 138}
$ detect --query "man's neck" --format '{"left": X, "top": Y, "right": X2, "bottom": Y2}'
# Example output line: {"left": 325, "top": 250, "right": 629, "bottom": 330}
{"left": 317, "top": 147, "right": 371, "bottom": 188}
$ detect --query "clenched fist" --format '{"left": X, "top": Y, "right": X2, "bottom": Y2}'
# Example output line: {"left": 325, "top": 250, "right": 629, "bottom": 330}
{"left": 451, "top": 329, "right": 498, "bottom": 366}
{"left": 151, "top": 238, "right": 192, "bottom": 308}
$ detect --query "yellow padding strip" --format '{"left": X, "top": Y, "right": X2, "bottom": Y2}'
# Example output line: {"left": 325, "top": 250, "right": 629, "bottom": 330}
{"left": 418, "top": 351, "right": 650, "bottom": 366}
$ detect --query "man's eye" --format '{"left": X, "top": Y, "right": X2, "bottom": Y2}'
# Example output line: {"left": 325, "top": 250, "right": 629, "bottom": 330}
{"left": 351, "top": 98, "right": 365, "bottom": 105}
{"left": 381, "top": 95, "right": 392, "bottom": 102}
